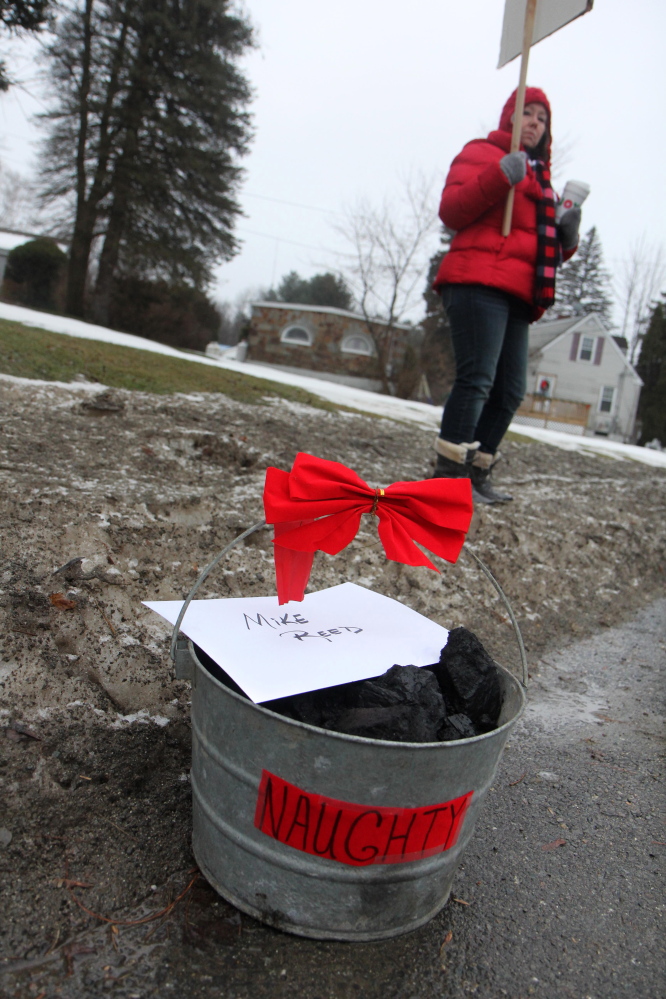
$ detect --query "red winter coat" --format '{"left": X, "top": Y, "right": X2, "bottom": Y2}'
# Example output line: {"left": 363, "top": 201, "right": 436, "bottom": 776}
{"left": 433, "top": 90, "right": 574, "bottom": 316}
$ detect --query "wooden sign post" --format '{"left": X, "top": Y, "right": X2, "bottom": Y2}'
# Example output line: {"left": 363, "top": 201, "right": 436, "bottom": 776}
{"left": 501, "top": 0, "right": 538, "bottom": 237}
{"left": 498, "top": 0, "right": 594, "bottom": 236}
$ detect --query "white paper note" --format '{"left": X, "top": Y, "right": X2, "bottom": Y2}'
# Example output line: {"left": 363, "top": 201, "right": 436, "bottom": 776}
{"left": 144, "top": 582, "right": 449, "bottom": 703}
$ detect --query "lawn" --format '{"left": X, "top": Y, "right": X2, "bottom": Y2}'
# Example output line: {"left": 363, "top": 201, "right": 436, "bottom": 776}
{"left": 0, "top": 318, "right": 337, "bottom": 409}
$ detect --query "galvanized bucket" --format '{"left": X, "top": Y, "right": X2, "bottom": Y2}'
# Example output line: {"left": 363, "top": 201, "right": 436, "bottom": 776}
{"left": 171, "top": 522, "right": 527, "bottom": 941}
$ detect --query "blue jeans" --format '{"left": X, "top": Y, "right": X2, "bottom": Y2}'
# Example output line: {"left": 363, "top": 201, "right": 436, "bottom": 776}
{"left": 438, "top": 284, "right": 530, "bottom": 454}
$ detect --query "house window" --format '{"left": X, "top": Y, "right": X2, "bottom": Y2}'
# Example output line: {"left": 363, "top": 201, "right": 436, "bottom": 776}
{"left": 578, "top": 335, "right": 595, "bottom": 361}
{"left": 599, "top": 386, "right": 614, "bottom": 413}
{"left": 280, "top": 325, "right": 313, "bottom": 346}
{"left": 341, "top": 332, "right": 373, "bottom": 356}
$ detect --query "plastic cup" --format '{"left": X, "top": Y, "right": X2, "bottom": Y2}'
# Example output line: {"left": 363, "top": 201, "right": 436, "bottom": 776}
{"left": 556, "top": 180, "right": 590, "bottom": 221}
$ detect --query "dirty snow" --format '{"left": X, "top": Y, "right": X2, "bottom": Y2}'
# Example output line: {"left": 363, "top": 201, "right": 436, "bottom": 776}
{"left": 2, "top": 300, "right": 664, "bottom": 467}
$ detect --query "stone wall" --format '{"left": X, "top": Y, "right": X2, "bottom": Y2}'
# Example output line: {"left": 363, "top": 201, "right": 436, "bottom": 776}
{"left": 247, "top": 303, "right": 412, "bottom": 385}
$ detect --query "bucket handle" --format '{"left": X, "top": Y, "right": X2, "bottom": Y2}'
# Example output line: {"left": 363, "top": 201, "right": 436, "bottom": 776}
{"left": 169, "top": 519, "right": 267, "bottom": 664}
{"left": 169, "top": 524, "right": 528, "bottom": 689}
{"left": 462, "top": 545, "right": 528, "bottom": 687}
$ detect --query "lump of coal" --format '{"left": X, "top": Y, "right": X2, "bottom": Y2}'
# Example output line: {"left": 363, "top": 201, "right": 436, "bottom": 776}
{"left": 438, "top": 713, "right": 477, "bottom": 742}
{"left": 333, "top": 665, "right": 445, "bottom": 742}
{"left": 424, "top": 627, "right": 502, "bottom": 733}
{"left": 265, "top": 666, "right": 445, "bottom": 743}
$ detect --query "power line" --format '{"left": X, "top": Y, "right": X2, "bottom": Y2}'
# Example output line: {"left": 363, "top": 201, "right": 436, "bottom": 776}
{"left": 237, "top": 226, "right": 346, "bottom": 257}
{"left": 243, "top": 191, "right": 343, "bottom": 217}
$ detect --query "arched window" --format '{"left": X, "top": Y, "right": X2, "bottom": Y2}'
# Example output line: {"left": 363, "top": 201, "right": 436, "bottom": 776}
{"left": 341, "top": 332, "right": 374, "bottom": 356}
{"left": 280, "top": 325, "right": 313, "bottom": 346}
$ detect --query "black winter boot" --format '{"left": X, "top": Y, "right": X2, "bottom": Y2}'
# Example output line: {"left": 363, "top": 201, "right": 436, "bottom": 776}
{"left": 431, "top": 437, "right": 479, "bottom": 479}
{"left": 470, "top": 463, "right": 513, "bottom": 504}
{"left": 433, "top": 454, "right": 472, "bottom": 479}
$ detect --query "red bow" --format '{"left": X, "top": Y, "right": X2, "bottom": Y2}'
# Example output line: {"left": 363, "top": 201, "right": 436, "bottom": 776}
{"left": 263, "top": 453, "right": 473, "bottom": 604}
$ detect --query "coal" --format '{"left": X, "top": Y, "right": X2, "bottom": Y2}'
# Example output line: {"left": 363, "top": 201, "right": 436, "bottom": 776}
{"left": 424, "top": 626, "right": 502, "bottom": 734}
{"left": 259, "top": 627, "right": 503, "bottom": 743}
{"left": 333, "top": 666, "right": 445, "bottom": 742}
{"left": 439, "top": 713, "right": 477, "bottom": 741}
{"left": 197, "top": 627, "right": 503, "bottom": 744}
{"left": 264, "top": 665, "right": 443, "bottom": 742}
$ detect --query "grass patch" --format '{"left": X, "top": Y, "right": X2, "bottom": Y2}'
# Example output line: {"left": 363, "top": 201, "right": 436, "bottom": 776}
{"left": 0, "top": 319, "right": 338, "bottom": 410}
{"left": 504, "top": 429, "right": 542, "bottom": 445}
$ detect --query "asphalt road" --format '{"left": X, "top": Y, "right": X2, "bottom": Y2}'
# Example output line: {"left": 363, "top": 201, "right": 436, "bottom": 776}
{"left": 3, "top": 599, "right": 664, "bottom": 999}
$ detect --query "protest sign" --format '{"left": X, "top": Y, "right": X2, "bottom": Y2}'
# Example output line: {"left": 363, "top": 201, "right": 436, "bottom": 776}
{"left": 498, "top": 0, "right": 594, "bottom": 68}
{"left": 499, "top": 0, "right": 594, "bottom": 235}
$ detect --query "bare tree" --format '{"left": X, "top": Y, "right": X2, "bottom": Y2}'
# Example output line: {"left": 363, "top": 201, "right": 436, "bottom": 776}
{"left": 216, "top": 285, "right": 269, "bottom": 344}
{"left": 334, "top": 174, "right": 439, "bottom": 393}
{"left": 615, "top": 237, "right": 666, "bottom": 365}
{"left": 0, "top": 162, "right": 39, "bottom": 230}
{"left": 216, "top": 298, "right": 249, "bottom": 345}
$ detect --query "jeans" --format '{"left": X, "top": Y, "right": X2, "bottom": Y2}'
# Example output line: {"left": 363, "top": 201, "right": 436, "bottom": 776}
{"left": 438, "top": 284, "right": 530, "bottom": 455}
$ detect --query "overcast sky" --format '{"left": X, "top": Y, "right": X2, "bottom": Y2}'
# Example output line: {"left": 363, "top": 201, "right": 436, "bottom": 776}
{"left": 1, "top": 0, "right": 665, "bottom": 321}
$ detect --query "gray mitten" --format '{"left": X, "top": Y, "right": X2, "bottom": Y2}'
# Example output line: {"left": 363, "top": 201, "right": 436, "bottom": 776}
{"left": 499, "top": 151, "right": 527, "bottom": 186}
{"left": 558, "top": 207, "right": 581, "bottom": 250}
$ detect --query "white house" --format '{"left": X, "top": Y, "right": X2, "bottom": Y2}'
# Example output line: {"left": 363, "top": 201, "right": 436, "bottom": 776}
{"left": 513, "top": 314, "right": 643, "bottom": 443}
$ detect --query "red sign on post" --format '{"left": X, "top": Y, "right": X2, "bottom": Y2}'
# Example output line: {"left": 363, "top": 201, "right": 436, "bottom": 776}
{"left": 254, "top": 770, "right": 473, "bottom": 867}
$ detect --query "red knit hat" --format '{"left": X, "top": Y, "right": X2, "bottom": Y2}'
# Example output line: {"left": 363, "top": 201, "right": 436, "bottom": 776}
{"left": 499, "top": 87, "right": 552, "bottom": 162}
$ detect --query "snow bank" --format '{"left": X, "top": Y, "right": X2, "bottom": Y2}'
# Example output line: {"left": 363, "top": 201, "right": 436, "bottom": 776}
{"left": 2, "top": 300, "right": 664, "bottom": 468}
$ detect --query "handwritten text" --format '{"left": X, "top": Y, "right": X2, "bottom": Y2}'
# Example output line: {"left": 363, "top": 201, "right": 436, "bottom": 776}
{"left": 243, "top": 611, "right": 309, "bottom": 631}
{"left": 254, "top": 770, "right": 472, "bottom": 866}
{"left": 279, "top": 626, "right": 363, "bottom": 643}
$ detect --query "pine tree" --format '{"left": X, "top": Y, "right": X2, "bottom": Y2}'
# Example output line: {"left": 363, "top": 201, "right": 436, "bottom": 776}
{"left": 0, "top": 0, "right": 50, "bottom": 90}
{"left": 267, "top": 270, "right": 354, "bottom": 311}
{"left": 635, "top": 296, "right": 666, "bottom": 445}
{"left": 552, "top": 226, "right": 614, "bottom": 324}
{"left": 38, "top": 0, "right": 253, "bottom": 321}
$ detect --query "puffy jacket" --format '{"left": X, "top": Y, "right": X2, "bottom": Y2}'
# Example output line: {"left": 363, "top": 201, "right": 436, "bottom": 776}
{"left": 433, "top": 89, "right": 574, "bottom": 314}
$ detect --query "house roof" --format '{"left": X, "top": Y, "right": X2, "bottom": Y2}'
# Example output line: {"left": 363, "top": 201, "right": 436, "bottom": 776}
{"left": 528, "top": 313, "right": 608, "bottom": 355}
{"left": 529, "top": 313, "right": 642, "bottom": 385}
{"left": 251, "top": 300, "right": 413, "bottom": 331}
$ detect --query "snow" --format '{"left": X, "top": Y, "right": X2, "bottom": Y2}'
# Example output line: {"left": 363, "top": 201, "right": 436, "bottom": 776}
{"left": 2, "top": 300, "right": 665, "bottom": 469}
{"left": 0, "top": 232, "right": 35, "bottom": 253}
{"left": 0, "top": 231, "right": 67, "bottom": 254}
{"left": 504, "top": 425, "right": 666, "bottom": 468}
{"left": 110, "top": 709, "right": 171, "bottom": 728}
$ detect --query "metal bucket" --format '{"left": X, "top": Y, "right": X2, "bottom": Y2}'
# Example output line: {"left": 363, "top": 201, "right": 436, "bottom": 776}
{"left": 172, "top": 523, "right": 527, "bottom": 941}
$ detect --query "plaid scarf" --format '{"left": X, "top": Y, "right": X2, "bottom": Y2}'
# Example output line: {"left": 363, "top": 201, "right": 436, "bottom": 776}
{"left": 532, "top": 160, "right": 561, "bottom": 315}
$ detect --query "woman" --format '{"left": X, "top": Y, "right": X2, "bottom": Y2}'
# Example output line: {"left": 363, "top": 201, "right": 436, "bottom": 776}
{"left": 432, "top": 87, "right": 580, "bottom": 502}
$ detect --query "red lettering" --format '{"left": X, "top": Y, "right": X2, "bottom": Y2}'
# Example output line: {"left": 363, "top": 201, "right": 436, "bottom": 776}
{"left": 420, "top": 805, "right": 454, "bottom": 854}
{"left": 254, "top": 771, "right": 473, "bottom": 867}
{"left": 284, "top": 793, "right": 311, "bottom": 850}
{"left": 443, "top": 796, "right": 470, "bottom": 850}
{"left": 255, "top": 774, "right": 289, "bottom": 839}
{"left": 312, "top": 802, "right": 343, "bottom": 860}
{"left": 344, "top": 810, "right": 383, "bottom": 863}
{"left": 382, "top": 811, "right": 418, "bottom": 859}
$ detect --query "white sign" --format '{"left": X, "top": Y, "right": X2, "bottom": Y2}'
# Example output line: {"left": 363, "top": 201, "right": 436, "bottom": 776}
{"left": 144, "top": 582, "right": 450, "bottom": 704}
{"left": 498, "top": 0, "right": 593, "bottom": 68}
